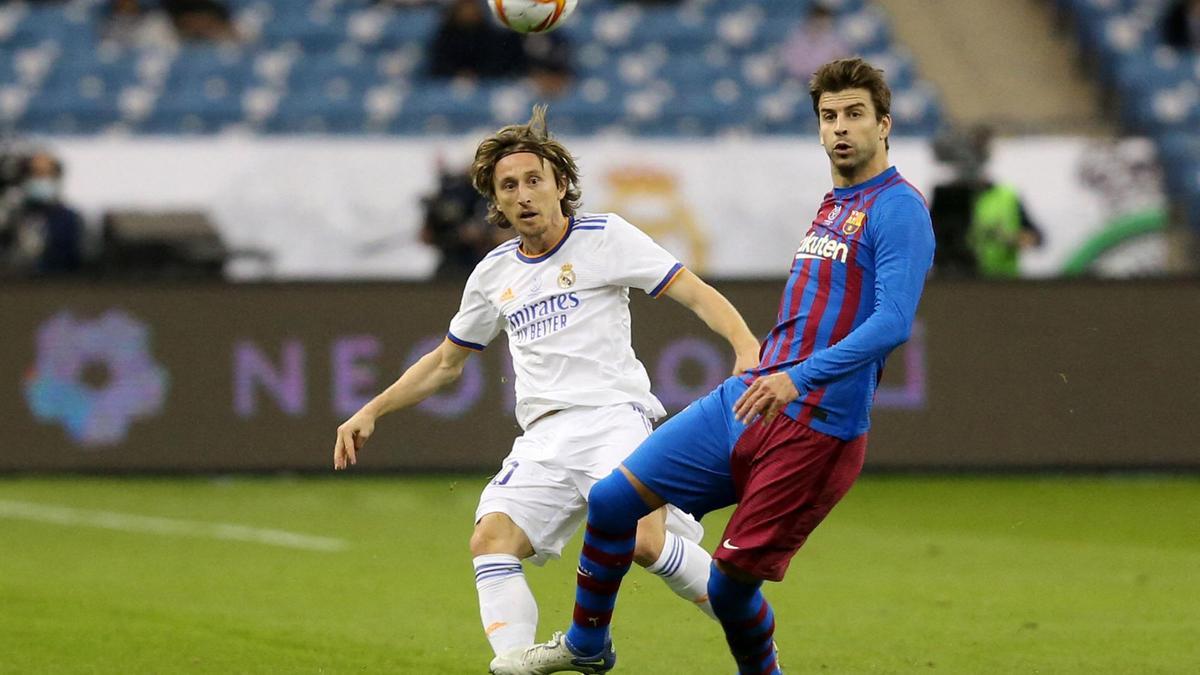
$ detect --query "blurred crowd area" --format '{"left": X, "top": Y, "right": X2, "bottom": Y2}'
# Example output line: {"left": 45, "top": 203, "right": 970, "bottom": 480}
{"left": 0, "top": 0, "right": 1197, "bottom": 280}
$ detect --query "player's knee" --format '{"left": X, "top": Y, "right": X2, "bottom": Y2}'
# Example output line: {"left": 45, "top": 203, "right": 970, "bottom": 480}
{"left": 469, "top": 513, "right": 528, "bottom": 557}
{"left": 713, "top": 558, "right": 761, "bottom": 585}
{"left": 587, "top": 472, "right": 650, "bottom": 531}
{"left": 631, "top": 512, "right": 667, "bottom": 567}
{"left": 708, "top": 560, "right": 763, "bottom": 614}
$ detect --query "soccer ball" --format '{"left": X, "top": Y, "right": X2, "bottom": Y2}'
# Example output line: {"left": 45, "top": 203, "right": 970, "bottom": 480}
{"left": 488, "top": 0, "right": 578, "bottom": 34}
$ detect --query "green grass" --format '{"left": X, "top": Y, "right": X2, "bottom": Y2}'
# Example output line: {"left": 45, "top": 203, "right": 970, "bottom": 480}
{"left": 1, "top": 475, "right": 1198, "bottom": 674}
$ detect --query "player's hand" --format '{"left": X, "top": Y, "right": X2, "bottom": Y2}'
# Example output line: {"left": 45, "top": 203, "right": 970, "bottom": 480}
{"left": 733, "top": 372, "right": 800, "bottom": 425}
{"left": 334, "top": 410, "right": 376, "bottom": 470}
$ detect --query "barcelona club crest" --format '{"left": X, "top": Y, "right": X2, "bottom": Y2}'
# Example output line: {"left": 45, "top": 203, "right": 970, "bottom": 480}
{"left": 842, "top": 210, "right": 867, "bottom": 235}
{"left": 557, "top": 263, "right": 576, "bottom": 289}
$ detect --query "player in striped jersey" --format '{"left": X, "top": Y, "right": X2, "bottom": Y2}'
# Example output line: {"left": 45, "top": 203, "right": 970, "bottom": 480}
{"left": 331, "top": 105, "right": 761, "bottom": 674}
{"left": 508, "top": 58, "right": 935, "bottom": 674}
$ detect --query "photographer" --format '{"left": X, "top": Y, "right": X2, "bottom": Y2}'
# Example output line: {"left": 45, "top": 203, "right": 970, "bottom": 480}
{"left": 929, "top": 125, "right": 1043, "bottom": 279}
{"left": 420, "top": 166, "right": 504, "bottom": 280}
{"left": 0, "top": 150, "right": 85, "bottom": 277}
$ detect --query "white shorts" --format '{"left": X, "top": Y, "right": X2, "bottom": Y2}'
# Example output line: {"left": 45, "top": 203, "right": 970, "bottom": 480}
{"left": 475, "top": 403, "right": 704, "bottom": 566}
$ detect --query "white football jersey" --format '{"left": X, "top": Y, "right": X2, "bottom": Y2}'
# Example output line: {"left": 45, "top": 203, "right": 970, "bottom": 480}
{"left": 448, "top": 213, "right": 683, "bottom": 430}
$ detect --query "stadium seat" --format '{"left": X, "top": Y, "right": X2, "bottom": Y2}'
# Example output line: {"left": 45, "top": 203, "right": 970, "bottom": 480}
{"left": 0, "top": 0, "right": 943, "bottom": 138}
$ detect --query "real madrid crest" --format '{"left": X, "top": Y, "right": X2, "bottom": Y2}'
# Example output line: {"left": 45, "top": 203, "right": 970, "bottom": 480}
{"left": 557, "top": 263, "right": 576, "bottom": 289}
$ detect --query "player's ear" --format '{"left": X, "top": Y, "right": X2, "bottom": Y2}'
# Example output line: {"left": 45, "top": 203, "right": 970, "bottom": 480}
{"left": 878, "top": 114, "right": 892, "bottom": 142}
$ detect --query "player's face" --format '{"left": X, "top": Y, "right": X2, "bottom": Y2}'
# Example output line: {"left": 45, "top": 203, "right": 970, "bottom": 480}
{"left": 493, "top": 152, "right": 568, "bottom": 238}
{"left": 818, "top": 88, "right": 892, "bottom": 184}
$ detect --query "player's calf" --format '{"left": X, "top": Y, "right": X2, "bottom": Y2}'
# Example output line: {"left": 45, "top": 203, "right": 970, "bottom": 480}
{"left": 709, "top": 561, "right": 783, "bottom": 675}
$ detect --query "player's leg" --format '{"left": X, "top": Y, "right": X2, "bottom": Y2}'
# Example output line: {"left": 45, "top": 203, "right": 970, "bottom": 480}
{"left": 502, "top": 380, "right": 750, "bottom": 673}
{"left": 633, "top": 506, "right": 717, "bottom": 620}
{"left": 708, "top": 559, "right": 781, "bottom": 675}
{"left": 470, "top": 512, "right": 538, "bottom": 657}
{"left": 474, "top": 447, "right": 588, "bottom": 663}
{"left": 565, "top": 379, "right": 750, "bottom": 658}
{"left": 489, "top": 466, "right": 659, "bottom": 675}
{"left": 574, "top": 404, "right": 716, "bottom": 620}
{"left": 708, "top": 418, "right": 869, "bottom": 675}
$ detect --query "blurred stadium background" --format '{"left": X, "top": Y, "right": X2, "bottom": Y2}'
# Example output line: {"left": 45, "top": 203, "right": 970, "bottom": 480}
{"left": 1, "top": 0, "right": 1199, "bottom": 672}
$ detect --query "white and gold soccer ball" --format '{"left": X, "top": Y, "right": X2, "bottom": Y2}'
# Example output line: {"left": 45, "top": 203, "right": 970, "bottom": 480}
{"left": 487, "top": 0, "right": 578, "bottom": 34}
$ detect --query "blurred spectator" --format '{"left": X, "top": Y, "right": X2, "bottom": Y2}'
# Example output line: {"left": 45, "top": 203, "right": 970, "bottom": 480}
{"left": 525, "top": 32, "right": 574, "bottom": 99}
{"left": 101, "top": 0, "right": 178, "bottom": 50}
{"left": 163, "top": 0, "right": 239, "bottom": 44}
{"left": 421, "top": 166, "right": 505, "bottom": 280}
{"left": 929, "top": 126, "right": 1043, "bottom": 279}
{"left": 1162, "top": 0, "right": 1200, "bottom": 50}
{"left": 0, "top": 151, "right": 85, "bottom": 277}
{"left": 780, "top": 3, "right": 850, "bottom": 83}
{"left": 428, "top": 0, "right": 526, "bottom": 80}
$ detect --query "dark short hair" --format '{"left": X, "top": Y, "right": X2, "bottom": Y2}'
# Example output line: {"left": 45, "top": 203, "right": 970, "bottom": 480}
{"left": 809, "top": 57, "right": 892, "bottom": 121}
{"left": 469, "top": 105, "right": 582, "bottom": 229}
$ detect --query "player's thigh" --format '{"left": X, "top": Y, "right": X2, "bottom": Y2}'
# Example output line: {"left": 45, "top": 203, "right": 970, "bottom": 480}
{"left": 715, "top": 421, "right": 867, "bottom": 581}
{"left": 476, "top": 456, "right": 587, "bottom": 566}
{"left": 621, "top": 380, "right": 747, "bottom": 519}
{"left": 563, "top": 404, "right": 654, "bottom": 492}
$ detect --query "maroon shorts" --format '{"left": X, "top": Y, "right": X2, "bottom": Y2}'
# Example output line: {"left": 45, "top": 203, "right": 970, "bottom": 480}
{"left": 711, "top": 415, "right": 867, "bottom": 582}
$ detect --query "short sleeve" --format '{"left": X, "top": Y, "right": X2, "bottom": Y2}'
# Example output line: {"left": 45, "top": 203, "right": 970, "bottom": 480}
{"left": 447, "top": 267, "right": 505, "bottom": 351}
{"left": 601, "top": 214, "right": 684, "bottom": 296}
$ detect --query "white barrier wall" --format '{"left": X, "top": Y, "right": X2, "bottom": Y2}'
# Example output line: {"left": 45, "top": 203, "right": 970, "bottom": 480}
{"left": 48, "top": 135, "right": 1166, "bottom": 279}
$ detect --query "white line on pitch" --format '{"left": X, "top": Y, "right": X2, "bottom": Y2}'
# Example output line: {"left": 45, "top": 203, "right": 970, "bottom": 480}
{"left": 0, "top": 499, "right": 349, "bottom": 552}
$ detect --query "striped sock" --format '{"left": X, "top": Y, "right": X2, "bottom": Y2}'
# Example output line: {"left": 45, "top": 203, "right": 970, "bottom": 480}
{"left": 646, "top": 531, "right": 717, "bottom": 620}
{"left": 709, "top": 563, "right": 782, "bottom": 675}
{"left": 473, "top": 554, "right": 537, "bottom": 655}
{"left": 566, "top": 471, "right": 651, "bottom": 656}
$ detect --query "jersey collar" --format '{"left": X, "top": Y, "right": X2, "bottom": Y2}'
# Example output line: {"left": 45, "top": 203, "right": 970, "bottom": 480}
{"left": 832, "top": 165, "right": 898, "bottom": 198}
{"left": 515, "top": 217, "right": 573, "bottom": 264}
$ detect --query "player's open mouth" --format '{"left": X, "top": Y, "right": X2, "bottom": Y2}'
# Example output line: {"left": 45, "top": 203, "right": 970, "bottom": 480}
{"left": 519, "top": 210, "right": 538, "bottom": 220}
{"left": 834, "top": 142, "right": 853, "bottom": 154}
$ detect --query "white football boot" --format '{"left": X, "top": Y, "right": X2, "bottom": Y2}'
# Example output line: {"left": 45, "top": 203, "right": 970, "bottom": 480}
{"left": 488, "top": 631, "right": 615, "bottom": 674}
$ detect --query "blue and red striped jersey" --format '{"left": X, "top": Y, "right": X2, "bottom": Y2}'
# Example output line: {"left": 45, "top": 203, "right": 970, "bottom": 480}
{"left": 745, "top": 166, "right": 935, "bottom": 440}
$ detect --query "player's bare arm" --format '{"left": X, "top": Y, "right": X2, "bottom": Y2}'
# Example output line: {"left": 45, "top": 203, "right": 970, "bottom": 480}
{"left": 662, "top": 269, "right": 760, "bottom": 374}
{"left": 333, "top": 338, "right": 472, "bottom": 470}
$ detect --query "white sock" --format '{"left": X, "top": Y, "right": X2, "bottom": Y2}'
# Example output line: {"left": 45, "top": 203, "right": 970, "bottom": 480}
{"left": 473, "top": 554, "right": 538, "bottom": 655}
{"left": 645, "top": 531, "right": 717, "bottom": 620}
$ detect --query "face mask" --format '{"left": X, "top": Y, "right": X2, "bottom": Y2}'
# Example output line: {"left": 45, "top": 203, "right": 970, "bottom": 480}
{"left": 24, "top": 178, "right": 59, "bottom": 203}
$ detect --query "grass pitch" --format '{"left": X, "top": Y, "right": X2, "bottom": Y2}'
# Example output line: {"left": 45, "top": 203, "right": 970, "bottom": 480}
{"left": 1, "top": 475, "right": 1198, "bottom": 674}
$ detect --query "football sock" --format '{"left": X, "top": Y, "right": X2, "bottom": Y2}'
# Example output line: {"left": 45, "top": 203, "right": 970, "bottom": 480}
{"left": 709, "top": 563, "right": 782, "bottom": 675}
{"left": 646, "top": 531, "right": 717, "bottom": 620}
{"left": 566, "top": 470, "right": 651, "bottom": 655}
{"left": 473, "top": 554, "right": 538, "bottom": 656}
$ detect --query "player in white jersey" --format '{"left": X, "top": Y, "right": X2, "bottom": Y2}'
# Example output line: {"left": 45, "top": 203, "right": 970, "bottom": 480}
{"left": 333, "top": 106, "right": 760, "bottom": 673}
